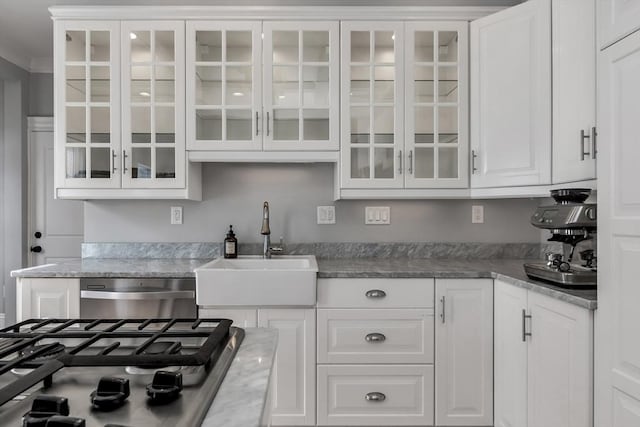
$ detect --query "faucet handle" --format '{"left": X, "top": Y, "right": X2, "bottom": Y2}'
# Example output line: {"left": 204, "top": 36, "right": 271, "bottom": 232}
{"left": 269, "top": 236, "right": 285, "bottom": 254}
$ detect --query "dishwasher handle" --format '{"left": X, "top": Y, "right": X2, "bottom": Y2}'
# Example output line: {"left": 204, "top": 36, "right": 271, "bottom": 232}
{"left": 81, "top": 290, "right": 195, "bottom": 301}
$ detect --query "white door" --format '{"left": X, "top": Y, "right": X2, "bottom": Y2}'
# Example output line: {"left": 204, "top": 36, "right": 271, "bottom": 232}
{"left": 470, "top": 0, "right": 551, "bottom": 188}
{"left": 552, "top": 0, "right": 597, "bottom": 184}
{"left": 258, "top": 308, "right": 316, "bottom": 426}
{"left": 527, "top": 292, "right": 593, "bottom": 427}
{"left": 435, "top": 279, "right": 493, "bottom": 426}
{"left": 596, "top": 28, "right": 640, "bottom": 427}
{"left": 494, "top": 280, "right": 528, "bottom": 427}
{"left": 28, "top": 117, "right": 83, "bottom": 266}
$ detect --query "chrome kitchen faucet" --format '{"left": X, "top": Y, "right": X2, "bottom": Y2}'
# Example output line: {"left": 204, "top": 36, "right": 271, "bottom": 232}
{"left": 260, "top": 201, "right": 284, "bottom": 259}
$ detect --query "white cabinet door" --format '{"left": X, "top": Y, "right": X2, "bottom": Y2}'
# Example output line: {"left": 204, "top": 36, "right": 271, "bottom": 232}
{"left": 527, "top": 292, "right": 593, "bottom": 427}
{"left": 470, "top": 0, "right": 551, "bottom": 188}
{"left": 596, "top": 28, "right": 640, "bottom": 427}
{"left": 54, "top": 20, "right": 121, "bottom": 190}
{"left": 552, "top": 0, "right": 597, "bottom": 184}
{"left": 263, "top": 21, "right": 339, "bottom": 151}
{"left": 598, "top": 0, "right": 640, "bottom": 49}
{"left": 435, "top": 279, "right": 493, "bottom": 426}
{"left": 198, "top": 308, "right": 257, "bottom": 328}
{"left": 186, "top": 21, "right": 262, "bottom": 151}
{"left": 494, "top": 280, "right": 528, "bottom": 427}
{"left": 16, "top": 278, "right": 80, "bottom": 321}
{"left": 258, "top": 308, "right": 315, "bottom": 426}
{"left": 340, "top": 21, "right": 405, "bottom": 189}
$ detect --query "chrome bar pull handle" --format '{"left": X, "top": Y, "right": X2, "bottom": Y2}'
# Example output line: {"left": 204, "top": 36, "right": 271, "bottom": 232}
{"left": 122, "top": 150, "right": 128, "bottom": 174}
{"left": 255, "top": 111, "right": 259, "bottom": 136}
{"left": 365, "top": 289, "right": 386, "bottom": 299}
{"left": 471, "top": 150, "right": 478, "bottom": 174}
{"left": 398, "top": 150, "right": 403, "bottom": 174}
{"left": 440, "top": 296, "right": 446, "bottom": 323}
{"left": 365, "top": 392, "right": 386, "bottom": 402}
{"left": 365, "top": 333, "right": 386, "bottom": 343}
{"left": 591, "top": 126, "right": 597, "bottom": 159}
{"left": 111, "top": 150, "right": 117, "bottom": 174}
{"left": 408, "top": 150, "right": 414, "bottom": 174}
{"left": 522, "top": 309, "right": 532, "bottom": 341}
{"left": 266, "top": 111, "right": 270, "bottom": 136}
{"left": 580, "top": 129, "right": 591, "bottom": 160}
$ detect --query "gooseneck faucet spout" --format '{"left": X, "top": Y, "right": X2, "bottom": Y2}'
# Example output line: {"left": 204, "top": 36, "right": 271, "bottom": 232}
{"left": 261, "top": 202, "right": 271, "bottom": 258}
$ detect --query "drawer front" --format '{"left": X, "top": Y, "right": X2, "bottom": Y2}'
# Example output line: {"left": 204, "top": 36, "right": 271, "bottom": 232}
{"left": 317, "top": 278, "right": 434, "bottom": 308}
{"left": 317, "top": 364, "right": 434, "bottom": 426}
{"left": 318, "top": 309, "right": 434, "bottom": 364}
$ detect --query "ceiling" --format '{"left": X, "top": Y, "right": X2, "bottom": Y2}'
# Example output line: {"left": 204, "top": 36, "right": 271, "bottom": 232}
{"left": 0, "top": 0, "right": 520, "bottom": 73}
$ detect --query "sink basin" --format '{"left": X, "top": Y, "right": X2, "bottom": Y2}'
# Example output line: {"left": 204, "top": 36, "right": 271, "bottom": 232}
{"left": 195, "top": 255, "right": 318, "bottom": 306}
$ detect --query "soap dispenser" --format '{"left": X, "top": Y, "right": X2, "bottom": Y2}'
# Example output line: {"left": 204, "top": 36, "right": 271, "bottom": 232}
{"left": 224, "top": 225, "right": 238, "bottom": 259}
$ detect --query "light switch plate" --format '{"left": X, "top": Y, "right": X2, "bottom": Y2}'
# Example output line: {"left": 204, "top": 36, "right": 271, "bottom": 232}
{"left": 365, "top": 206, "right": 391, "bottom": 225}
{"left": 472, "top": 205, "right": 484, "bottom": 224}
{"left": 317, "top": 206, "right": 336, "bottom": 224}
{"left": 171, "top": 206, "right": 183, "bottom": 225}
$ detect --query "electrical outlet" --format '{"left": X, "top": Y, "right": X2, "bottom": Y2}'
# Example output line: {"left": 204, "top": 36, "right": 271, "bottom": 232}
{"left": 472, "top": 205, "right": 484, "bottom": 224}
{"left": 317, "top": 206, "right": 336, "bottom": 224}
{"left": 365, "top": 206, "right": 391, "bottom": 225}
{"left": 171, "top": 206, "right": 183, "bottom": 225}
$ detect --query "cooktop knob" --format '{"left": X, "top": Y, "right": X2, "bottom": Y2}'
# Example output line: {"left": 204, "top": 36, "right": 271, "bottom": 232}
{"left": 146, "top": 370, "right": 183, "bottom": 403}
{"left": 90, "top": 377, "right": 130, "bottom": 411}
{"left": 22, "top": 395, "right": 70, "bottom": 427}
{"left": 43, "top": 415, "right": 85, "bottom": 427}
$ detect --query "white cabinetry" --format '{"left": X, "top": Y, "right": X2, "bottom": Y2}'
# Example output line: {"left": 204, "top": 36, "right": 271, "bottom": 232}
{"left": 552, "top": 0, "right": 597, "bottom": 184}
{"left": 470, "top": 0, "right": 551, "bottom": 189}
{"left": 598, "top": 0, "right": 640, "bottom": 49}
{"left": 435, "top": 279, "right": 493, "bottom": 426}
{"left": 317, "top": 278, "right": 435, "bottom": 426}
{"left": 16, "top": 278, "right": 80, "bottom": 321}
{"left": 340, "top": 21, "right": 469, "bottom": 194}
{"left": 494, "top": 280, "right": 593, "bottom": 427}
{"left": 53, "top": 19, "right": 200, "bottom": 199}
{"left": 596, "top": 25, "right": 640, "bottom": 427}
{"left": 198, "top": 307, "right": 315, "bottom": 426}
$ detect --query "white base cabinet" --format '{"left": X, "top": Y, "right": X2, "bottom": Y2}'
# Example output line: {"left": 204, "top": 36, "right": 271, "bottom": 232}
{"left": 16, "top": 278, "right": 80, "bottom": 321}
{"left": 199, "top": 307, "right": 315, "bottom": 426}
{"left": 435, "top": 279, "right": 493, "bottom": 426}
{"left": 494, "top": 280, "right": 593, "bottom": 427}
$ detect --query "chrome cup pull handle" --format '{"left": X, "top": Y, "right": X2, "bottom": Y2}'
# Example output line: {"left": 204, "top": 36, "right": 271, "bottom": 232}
{"left": 365, "top": 333, "right": 386, "bottom": 343}
{"left": 365, "top": 289, "right": 386, "bottom": 299}
{"left": 365, "top": 392, "right": 386, "bottom": 402}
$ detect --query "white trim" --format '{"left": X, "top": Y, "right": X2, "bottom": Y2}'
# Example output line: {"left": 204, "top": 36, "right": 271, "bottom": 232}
{"left": 56, "top": 187, "right": 201, "bottom": 200}
{"left": 49, "top": 5, "right": 505, "bottom": 21}
{"left": 188, "top": 150, "right": 338, "bottom": 163}
{"left": 28, "top": 117, "right": 54, "bottom": 132}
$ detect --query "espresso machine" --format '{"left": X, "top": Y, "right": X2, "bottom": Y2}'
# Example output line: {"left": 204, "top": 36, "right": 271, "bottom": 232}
{"left": 524, "top": 188, "right": 597, "bottom": 287}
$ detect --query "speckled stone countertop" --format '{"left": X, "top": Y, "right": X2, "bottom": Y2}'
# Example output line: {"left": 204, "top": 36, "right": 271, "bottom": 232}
{"left": 202, "top": 328, "right": 277, "bottom": 427}
{"left": 11, "top": 257, "right": 596, "bottom": 310}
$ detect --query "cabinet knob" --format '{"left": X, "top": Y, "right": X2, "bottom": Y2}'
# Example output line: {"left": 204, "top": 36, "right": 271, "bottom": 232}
{"left": 30, "top": 245, "right": 42, "bottom": 253}
{"left": 365, "top": 333, "right": 386, "bottom": 343}
{"left": 365, "top": 289, "right": 386, "bottom": 299}
{"left": 365, "top": 392, "right": 386, "bottom": 402}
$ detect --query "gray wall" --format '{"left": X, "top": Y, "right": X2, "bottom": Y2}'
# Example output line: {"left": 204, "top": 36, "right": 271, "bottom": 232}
{"left": 85, "top": 163, "right": 543, "bottom": 244}
{"left": 29, "top": 73, "right": 53, "bottom": 116}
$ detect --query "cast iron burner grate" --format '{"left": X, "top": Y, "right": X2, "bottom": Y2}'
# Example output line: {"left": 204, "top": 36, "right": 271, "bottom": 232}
{"left": 0, "top": 318, "right": 232, "bottom": 407}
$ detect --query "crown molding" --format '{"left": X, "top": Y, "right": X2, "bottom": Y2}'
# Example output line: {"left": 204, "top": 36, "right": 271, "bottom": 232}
{"left": 49, "top": 5, "right": 504, "bottom": 21}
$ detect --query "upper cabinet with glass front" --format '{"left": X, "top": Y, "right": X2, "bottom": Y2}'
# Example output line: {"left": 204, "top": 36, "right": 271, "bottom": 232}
{"left": 54, "top": 21, "right": 121, "bottom": 189}
{"left": 340, "top": 21, "right": 468, "bottom": 190}
{"left": 186, "top": 21, "right": 339, "bottom": 153}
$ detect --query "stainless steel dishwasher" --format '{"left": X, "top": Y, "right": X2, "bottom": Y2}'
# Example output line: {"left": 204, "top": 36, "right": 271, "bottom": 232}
{"left": 80, "top": 278, "right": 196, "bottom": 319}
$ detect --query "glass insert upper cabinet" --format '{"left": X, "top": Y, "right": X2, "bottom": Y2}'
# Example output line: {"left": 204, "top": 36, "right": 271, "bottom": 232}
{"left": 263, "top": 21, "right": 339, "bottom": 151}
{"left": 186, "top": 21, "right": 262, "bottom": 151}
{"left": 340, "top": 22, "right": 405, "bottom": 188}
{"left": 121, "top": 21, "right": 185, "bottom": 188}
{"left": 54, "top": 21, "right": 121, "bottom": 189}
{"left": 405, "top": 22, "right": 468, "bottom": 189}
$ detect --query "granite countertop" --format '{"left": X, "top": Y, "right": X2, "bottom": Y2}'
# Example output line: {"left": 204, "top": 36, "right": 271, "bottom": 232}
{"left": 11, "top": 257, "right": 597, "bottom": 310}
{"left": 202, "top": 328, "right": 277, "bottom": 427}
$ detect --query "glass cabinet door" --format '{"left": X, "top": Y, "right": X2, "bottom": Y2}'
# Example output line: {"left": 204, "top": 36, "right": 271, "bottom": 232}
{"left": 405, "top": 22, "right": 468, "bottom": 188}
{"left": 186, "top": 21, "right": 262, "bottom": 151}
{"left": 121, "top": 21, "right": 185, "bottom": 188}
{"left": 340, "top": 22, "right": 404, "bottom": 188}
{"left": 263, "top": 22, "right": 339, "bottom": 151}
{"left": 55, "top": 21, "right": 120, "bottom": 189}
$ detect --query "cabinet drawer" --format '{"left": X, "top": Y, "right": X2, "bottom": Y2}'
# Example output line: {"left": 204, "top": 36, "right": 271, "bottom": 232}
{"left": 317, "top": 364, "right": 434, "bottom": 426}
{"left": 317, "top": 278, "right": 434, "bottom": 308}
{"left": 317, "top": 309, "right": 434, "bottom": 364}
